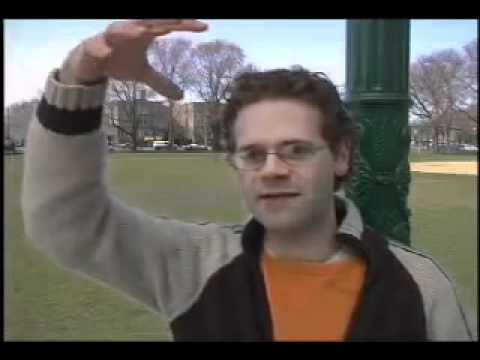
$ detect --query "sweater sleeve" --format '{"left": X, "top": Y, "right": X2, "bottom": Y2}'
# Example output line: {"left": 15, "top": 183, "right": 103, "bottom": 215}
{"left": 21, "top": 77, "right": 242, "bottom": 320}
{"left": 389, "top": 243, "right": 476, "bottom": 341}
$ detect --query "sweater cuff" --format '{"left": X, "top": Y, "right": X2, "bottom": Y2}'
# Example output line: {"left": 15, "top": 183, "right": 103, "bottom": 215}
{"left": 37, "top": 69, "right": 106, "bottom": 135}
{"left": 37, "top": 97, "right": 104, "bottom": 135}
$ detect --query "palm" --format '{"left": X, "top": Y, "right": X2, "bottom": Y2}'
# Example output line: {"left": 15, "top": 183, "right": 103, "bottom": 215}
{"left": 103, "top": 27, "right": 152, "bottom": 82}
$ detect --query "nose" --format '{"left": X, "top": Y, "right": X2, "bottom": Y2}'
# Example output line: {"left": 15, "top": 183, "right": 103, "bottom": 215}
{"left": 260, "top": 153, "right": 290, "bottom": 177}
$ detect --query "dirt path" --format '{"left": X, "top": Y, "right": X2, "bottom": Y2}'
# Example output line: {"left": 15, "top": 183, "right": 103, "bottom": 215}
{"left": 410, "top": 161, "right": 477, "bottom": 175}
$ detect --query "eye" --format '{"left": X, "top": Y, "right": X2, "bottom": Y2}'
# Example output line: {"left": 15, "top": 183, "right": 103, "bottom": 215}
{"left": 239, "top": 149, "right": 265, "bottom": 162}
{"left": 284, "top": 143, "right": 314, "bottom": 158}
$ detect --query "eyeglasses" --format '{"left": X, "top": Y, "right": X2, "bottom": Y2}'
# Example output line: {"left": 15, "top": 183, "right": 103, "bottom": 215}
{"left": 227, "top": 142, "right": 328, "bottom": 171}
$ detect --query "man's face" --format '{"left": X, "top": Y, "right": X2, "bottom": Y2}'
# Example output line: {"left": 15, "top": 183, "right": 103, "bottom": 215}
{"left": 233, "top": 99, "right": 349, "bottom": 232}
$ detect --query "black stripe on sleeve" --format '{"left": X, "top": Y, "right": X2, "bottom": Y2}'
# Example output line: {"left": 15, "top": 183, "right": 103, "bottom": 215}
{"left": 37, "top": 97, "right": 103, "bottom": 135}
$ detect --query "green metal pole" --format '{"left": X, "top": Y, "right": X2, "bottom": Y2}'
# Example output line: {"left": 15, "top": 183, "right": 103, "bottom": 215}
{"left": 345, "top": 20, "right": 412, "bottom": 245}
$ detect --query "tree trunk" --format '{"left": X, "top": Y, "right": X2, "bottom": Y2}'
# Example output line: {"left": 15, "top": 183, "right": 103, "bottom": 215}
{"left": 168, "top": 100, "right": 175, "bottom": 149}
{"left": 131, "top": 121, "right": 137, "bottom": 152}
{"left": 131, "top": 136, "right": 137, "bottom": 152}
{"left": 209, "top": 103, "right": 223, "bottom": 150}
{"left": 433, "top": 127, "right": 439, "bottom": 153}
{"left": 203, "top": 109, "right": 208, "bottom": 146}
{"left": 211, "top": 121, "right": 221, "bottom": 151}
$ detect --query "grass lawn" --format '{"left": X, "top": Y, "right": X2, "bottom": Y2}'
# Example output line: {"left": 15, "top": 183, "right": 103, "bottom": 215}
{"left": 4, "top": 152, "right": 478, "bottom": 340}
{"left": 409, "top": 173, "right": 477, "bottom": 321}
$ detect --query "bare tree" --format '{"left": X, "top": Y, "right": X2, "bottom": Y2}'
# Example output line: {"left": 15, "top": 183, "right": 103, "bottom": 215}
{"left": 456, "top": 39, "right": 478, "bottom": 124}
{"left": 105, "top": 80, "right": 156, "bottom": 151}
{"left": 5, "top": 99, "right": 39, "bottom": 144}
{"left": 454, "top": 110, "right": 478, "bottom": 145}
{"left": 148, "top": 38, "right": 194, "bottom": 148}
{"left": 409, "top": 49, "right": 466, "bottom": 151}
{"left": 190, "top": 40, "right": 257, "bottom": 150}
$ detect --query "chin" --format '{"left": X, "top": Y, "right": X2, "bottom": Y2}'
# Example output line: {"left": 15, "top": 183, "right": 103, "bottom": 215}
{"left": 254, "top": 211, "right": 307, "bottom": 232}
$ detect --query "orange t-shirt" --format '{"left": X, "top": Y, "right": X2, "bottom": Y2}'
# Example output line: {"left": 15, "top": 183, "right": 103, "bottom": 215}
{"left": 263, "top": 252, "right": 367, "bottom": 341}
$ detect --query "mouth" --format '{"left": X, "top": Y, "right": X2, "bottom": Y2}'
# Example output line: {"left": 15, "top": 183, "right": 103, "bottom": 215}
{"left": 258, "top": 192, "right": 301, "bottom": 200}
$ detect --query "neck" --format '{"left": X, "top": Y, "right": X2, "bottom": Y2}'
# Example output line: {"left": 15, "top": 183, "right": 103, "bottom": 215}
{"left": 264, "top": 204, "right": 339, "bottom": 262}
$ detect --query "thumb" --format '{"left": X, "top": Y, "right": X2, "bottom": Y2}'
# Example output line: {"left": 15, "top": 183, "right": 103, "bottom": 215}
{"left": 142, "top": 65, "right": 183, "bottom": 100}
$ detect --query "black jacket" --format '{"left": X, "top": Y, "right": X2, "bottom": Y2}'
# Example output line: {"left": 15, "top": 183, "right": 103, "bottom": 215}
{"left": 171, "top": 217, "right": 428, "bottom": 341}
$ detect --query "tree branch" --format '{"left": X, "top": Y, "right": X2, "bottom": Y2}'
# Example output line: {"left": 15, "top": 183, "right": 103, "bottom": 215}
{"left": 112, "top": 124, "right": 133, "bottom": 137}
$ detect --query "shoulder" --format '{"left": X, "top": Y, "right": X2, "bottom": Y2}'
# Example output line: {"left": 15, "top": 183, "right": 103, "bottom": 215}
{"left": 387, "top": 240, "right": 475, "bottom": 340}
{"left": 387, "top": 240, "right": 454, "bottom": 304}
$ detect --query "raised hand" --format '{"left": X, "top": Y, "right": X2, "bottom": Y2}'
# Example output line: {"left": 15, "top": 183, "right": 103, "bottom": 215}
{"left": 59, "top": 19, "right": 208, "bottom": 100}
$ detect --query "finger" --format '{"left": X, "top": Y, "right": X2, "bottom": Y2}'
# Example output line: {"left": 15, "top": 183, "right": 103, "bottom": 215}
{"left": 83, "top": 34, "right": 113, "bottom": 60}
{"left": 105, "top": 20, "right": 207, "bottom": 47}
{"left": 142, "top": 66, "right": 184, "bottom": 100}
{"left": 140, "top": 19, "right": 209, "bottom": 34}
{"left": 107, "top": 20, "right": 153, "bottom": 39}
{"left": 133, "top": 19, "right": 183, "bottom": 27}
{"left": 105, "top": 22, "right": 165, "bottom": 56}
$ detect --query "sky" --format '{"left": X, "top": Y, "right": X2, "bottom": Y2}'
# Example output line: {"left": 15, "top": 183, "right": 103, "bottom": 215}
{"left": 4, "top": 19, "right": 478, "bottom": 106}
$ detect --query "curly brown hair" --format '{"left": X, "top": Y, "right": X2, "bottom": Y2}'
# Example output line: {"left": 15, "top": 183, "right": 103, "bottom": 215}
{"left": 220, "top": 67, "right": 360, "bottom": 190}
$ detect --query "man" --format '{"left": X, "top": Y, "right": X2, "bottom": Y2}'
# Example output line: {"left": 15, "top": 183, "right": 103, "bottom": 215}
{"left": 22, "top": 19, "right": 473, "bottom": 341}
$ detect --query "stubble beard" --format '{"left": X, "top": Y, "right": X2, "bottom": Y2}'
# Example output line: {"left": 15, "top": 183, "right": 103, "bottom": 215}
{"left": 251, "top": 195, "right": 330, "bottom": 234}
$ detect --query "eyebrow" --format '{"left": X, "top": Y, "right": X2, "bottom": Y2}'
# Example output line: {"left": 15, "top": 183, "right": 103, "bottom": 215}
{"left": 237, "top": 139, "right": 314, "bottom": 152}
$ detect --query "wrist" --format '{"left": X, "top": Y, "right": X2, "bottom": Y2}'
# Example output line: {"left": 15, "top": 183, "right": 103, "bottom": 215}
{"left": 58, "top": 67, "right": 107, "bottom": 86}
{"left": 59, "top": 44, "right": 108, "bottom": 86}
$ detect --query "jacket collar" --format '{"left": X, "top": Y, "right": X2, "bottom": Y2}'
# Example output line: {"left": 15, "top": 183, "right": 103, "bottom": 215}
{"left": 239, "top": 197, "right": 424, "bottom": 340}
{"left": 241, "top": 194, "right": 366, "bottom": 258}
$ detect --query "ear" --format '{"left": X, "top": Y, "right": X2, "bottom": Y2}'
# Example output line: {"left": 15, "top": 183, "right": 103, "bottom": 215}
{"left": 334, "top": 140, "right": 350, "bottom": 177}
